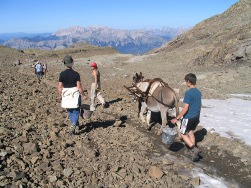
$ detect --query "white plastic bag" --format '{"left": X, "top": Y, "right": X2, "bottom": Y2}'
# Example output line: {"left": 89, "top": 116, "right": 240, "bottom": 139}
{"left": 61, "top": 87, "right": 79, "bottom": 109}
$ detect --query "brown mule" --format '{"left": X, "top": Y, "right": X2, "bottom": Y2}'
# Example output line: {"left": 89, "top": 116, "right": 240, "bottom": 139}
{"left": 126, "top": 72, "right": 181, "bottom": 138}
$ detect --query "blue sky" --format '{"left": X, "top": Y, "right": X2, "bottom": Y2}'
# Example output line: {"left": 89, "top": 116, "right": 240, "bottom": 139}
{"left": 1, "top": 0, "right": 238, "bottom": 33}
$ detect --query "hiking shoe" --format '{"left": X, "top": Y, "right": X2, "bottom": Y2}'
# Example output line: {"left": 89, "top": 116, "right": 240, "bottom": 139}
{"left": 75, "top": 126, "right": 80, "bottom": 135}
{"left": 190, "top": 147, "right": 201, "bottom": 162}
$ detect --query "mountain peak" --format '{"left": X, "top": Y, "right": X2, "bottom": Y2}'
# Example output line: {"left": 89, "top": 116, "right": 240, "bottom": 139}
{"left": 3, "top": 26, "right": 186, "bottom": 54}
{"left": 151, "top": 0, "right": 251, "bottom": 66}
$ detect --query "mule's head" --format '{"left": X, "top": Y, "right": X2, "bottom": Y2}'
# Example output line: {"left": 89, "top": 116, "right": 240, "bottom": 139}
{"left": 133, "top": 72, "right": 144, "bottom": 85}
{"left": 128, "top": 86, "right": 141, "bottom": 102}
{"left": 131, "top": 92, "right": 144, "bottom": 103}
{"left": 124, "top": 84, "right": 140, "bottom": 103}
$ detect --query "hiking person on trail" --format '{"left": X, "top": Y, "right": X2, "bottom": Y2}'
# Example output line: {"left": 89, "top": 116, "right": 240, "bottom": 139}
{"left": 171, "top": 73, "right": 202, "bottom": 162}
{"left": 35, "top": 61, "right": 43, "bottom": 82}
{"left": 58, "top": 55, "right": 88, "bottom": 135}
{"left": 90, "top": 62, "right": 108, "bottom": 111}
{"left": 43, "top": 63, "right": 48, "bottom": 78}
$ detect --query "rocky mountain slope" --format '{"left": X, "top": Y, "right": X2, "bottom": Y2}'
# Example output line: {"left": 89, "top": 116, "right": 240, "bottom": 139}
{"left": 1, "top": 47, "right": 251, "bottom": 188}
{"left": 151, "top": 0, "right": 251, "bottom": 66}
{"left": 0, "top": 43, "right": 119, "bottom": 67}
{"left": 3, "top": 26, "right": 187, "bottom": 54}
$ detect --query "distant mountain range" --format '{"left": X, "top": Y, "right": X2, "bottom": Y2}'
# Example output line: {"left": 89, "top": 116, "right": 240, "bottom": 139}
{"left": 0, "top": 26, "right": 187, "bottom": 54}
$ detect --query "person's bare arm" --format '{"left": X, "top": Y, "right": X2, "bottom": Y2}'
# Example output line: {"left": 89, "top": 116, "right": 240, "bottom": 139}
{"left": 171, "top": 103, "right": 189, "bottom": 124}
{"left": 58, "top": 82, "right": 63, "bottom": 100}
{"left": 77, "top": 81, "right": 87, "bottom": 100}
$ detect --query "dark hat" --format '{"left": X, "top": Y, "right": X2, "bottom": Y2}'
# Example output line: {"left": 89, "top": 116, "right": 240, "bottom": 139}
{"left": 63, "top": 55, "right": 73, "bottom": 67}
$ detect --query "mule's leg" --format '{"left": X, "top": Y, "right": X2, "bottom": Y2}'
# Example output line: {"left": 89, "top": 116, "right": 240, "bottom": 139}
{"left": 139, "top": 102, "right": 147, "bottom": 123}
{"left": 146, "top": 110, "right": 151, "bottom": 128}
{"left": 157, "top": 108, "right": 168, "bottom": 135}
{"left": 160, "top": 109, "right": 168, "bottom": 127}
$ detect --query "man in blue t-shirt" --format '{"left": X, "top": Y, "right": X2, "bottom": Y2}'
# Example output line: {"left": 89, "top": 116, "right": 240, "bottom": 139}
{"left": 171, "top": 73, "right": 202, "bottom": 162}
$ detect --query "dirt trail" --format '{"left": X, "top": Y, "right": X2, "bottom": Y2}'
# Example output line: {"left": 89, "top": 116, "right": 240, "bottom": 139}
{"left": 11, "top": 55, "right": 251, "bottom": 188}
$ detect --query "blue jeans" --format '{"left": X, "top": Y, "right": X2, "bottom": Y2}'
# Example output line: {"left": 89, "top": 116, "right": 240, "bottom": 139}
{"left": 37, "top": 71, "right": 42, "bottom": 80}
{"left": 67, "top": 96, "right": 81, "bottom": 126}
{"left": 67, "top": 108, "right": 80, "bottom": 126}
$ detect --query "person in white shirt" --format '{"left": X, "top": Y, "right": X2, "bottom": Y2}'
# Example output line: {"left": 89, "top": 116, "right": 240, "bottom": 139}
{"left": 35, "top": 61, "right": 43, "bottom": 82}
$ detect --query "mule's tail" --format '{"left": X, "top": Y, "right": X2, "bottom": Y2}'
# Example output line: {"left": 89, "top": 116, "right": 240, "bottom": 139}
{"left": 175, "top": 95, "right": 180, "bottom": 117}
{"left": 172, "top": 88, "right": 180, "bottom": 117}
{"left": 138, "top": 98, "right": 142, "bottom": 117}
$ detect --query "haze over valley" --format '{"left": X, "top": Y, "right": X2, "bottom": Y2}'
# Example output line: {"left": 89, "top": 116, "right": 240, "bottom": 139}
{"left": 0, "top": 26, "right": 187, "bottom": 55}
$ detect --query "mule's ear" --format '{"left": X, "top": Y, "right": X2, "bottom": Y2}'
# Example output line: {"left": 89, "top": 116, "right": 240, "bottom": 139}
{"left": 139, "top": 72, "right": 142, "bottom": 77}
{"left": 136, "top": 73, "right": 138, "bottom": 77}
